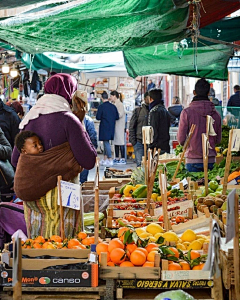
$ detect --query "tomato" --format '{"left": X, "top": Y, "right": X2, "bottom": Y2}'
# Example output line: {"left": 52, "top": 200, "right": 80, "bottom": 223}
{"left": 158, "top": 215, "right": 164, "bottom": 222}
{"left": 176, "top": 216, "right": 185, "bottom": 223}
{"left": 130, "top": 211, "right": 137, "bottom": 216}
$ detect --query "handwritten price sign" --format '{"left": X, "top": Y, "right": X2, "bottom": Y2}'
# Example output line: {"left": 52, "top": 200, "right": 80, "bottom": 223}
{"left": 57, "top": 180, "right": 81, "bottom": 210}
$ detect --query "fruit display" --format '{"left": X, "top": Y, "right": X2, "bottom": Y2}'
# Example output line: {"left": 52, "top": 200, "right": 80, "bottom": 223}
{"left": 196, "top": 194, "right": 227, "bottom": 214}
{"left": 21, "top": 232, "right": 101, "bottom": 249}
{"left": 97, "top": 226, "right": 207, "bottom": 270}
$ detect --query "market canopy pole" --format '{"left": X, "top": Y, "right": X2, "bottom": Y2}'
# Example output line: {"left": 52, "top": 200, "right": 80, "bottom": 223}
{"left": 222, "top": 129, "right": 234, "bottom": 195}
{"left": 234, "top": 193, "right": 240, "bottom": 300}
{"left": 159, "top": 170, "right": 169, "bottom": 231}
{"left": 13, "top": 237, "right": 22, "bottom": 300}
{"left": 172, "top": 124, "right": 196, "bottom": 182}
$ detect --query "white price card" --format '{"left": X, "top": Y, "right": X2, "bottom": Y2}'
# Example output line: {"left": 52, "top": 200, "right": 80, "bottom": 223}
{"left": 58, "top": 180, "right": 81, "bottom": 210}
{"left": 231, "top": 129, "right": 240, "bottom": 151}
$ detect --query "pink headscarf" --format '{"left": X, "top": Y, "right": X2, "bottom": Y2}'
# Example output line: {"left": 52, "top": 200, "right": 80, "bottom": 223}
{"left": 44, "top": 73, "right": 77, "bottom": 104}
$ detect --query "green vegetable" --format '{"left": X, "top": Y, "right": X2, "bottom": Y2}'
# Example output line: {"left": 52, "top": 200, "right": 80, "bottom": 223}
{"left": 132, "top": 185, "right": 147, "bottom": 198}
{"left": 131, "top": 167, "right": 145, "bottom": 185}
{"left": 84, "top": 212, "right": 104, "bottom": 226}
{"left": 119, "top": 182, "right": 131, "bottom": 195}
{"left": 174, "top": 144, "right": 183, "bottom": 156}
{"left": 154, "top": 290, "right": 195, "bottom": 300}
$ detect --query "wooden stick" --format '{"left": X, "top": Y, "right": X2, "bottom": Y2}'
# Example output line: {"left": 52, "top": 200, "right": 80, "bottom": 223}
{"left": 57, "top": 175, "right": 65, "bottom": 240}
{"left": 13, "top": 238, "right": 22, "bottom": 300}
{"left": 94, "top": 158, "right": 100, "bottom": 244}
{"left": 202, "top": 134, "right": 209, "bottom": 196}
{"left": 143, "top": 130, "right": 147, "bottom": 185}
{"left": 234, "top": 193, "right": 240, "bottom": 300}
{"left": 172, "top": 124, "right": 196, "bottom": 181}
{"left": 79, "top": 185, "right": 84, "bottom": 232}
{"left": 223, "top": 130, "right": 233, "bottom": 195}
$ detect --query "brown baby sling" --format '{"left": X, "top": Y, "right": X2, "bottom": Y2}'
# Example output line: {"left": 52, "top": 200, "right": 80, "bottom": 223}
{"left": 14, "top": 142, "right": 82, "bottom": 201}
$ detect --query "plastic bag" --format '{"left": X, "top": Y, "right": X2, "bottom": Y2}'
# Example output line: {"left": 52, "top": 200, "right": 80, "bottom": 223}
{"left": 154, "top": 290, "right": 195, "bottom": 300}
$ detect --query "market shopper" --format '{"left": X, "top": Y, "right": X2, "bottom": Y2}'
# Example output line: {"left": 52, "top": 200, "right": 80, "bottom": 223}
{"left": 129, "top": 92, "right": 149, "bottom": 167}
{"left": 147, "top": 79, "right": 156, "bottom": 91}
{"left": 80, "top": 115, "right": 98, "bottom": 183}
{"left": 0, "top": 98, "right": 20, "bottom": 148}
{"left": 177, "top": 78, "right": 222, "bottom": 172}
{"left": 12, "top": 73, "right": 97, "bottom": 238}
{"left": 227, "top": 85, "right": 240, "bottom": 107}
{"left": 168, "top": 96, "right": 183, "bottom": 127}
{"left": 148, "top": 89, "right": 170, "bottom": 153}
{"left": 15, "top": 131, "right": 43, "bottom": 154}
{"left": 6, "top": 101, "right": 25, "bottom": 119}
{"left": 110, "top": 91, "right": 126, "bottom": 164}
{"left": 96, "top": 91, "right": 119, "bottom": 166}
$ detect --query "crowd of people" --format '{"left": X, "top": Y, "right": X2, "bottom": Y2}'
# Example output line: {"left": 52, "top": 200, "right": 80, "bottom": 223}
{"left": 0, "top": 73, "right": 239, "bottom": 241}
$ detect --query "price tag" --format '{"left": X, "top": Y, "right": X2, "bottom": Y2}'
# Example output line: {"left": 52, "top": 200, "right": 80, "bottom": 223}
{"left": 231, "top": 129, "right": 240, "bottom": 151}
{"left": 171, "top": 178, "right": 188, "bottom": 190}
{"left": 58, "top": 180, "right": 81, "bottom": 210}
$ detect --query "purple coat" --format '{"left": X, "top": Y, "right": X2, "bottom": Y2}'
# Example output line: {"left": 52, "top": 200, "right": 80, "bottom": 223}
{"left": 12, "top": 112, "right": 97, "bottom": 170}
{"left": 177, "top": 100, "right": 222, "bottom": 164}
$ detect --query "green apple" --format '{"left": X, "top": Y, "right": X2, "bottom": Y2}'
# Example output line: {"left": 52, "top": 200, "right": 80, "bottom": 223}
{"left": 208, "top": 193, "right": 216, "bottom": 197}
{"left": 209, "top": 180, "right": 219, "bottom": 191}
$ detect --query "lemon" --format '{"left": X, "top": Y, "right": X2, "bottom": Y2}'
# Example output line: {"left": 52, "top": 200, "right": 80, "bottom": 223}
{"left": 197, "top": 238, "right": 205, "bottom": 245}
{"left": 151, "top": 193, "right": 158, "bottom": 201}
{"left": 187, "top": 240, "right": 202, "bottom": 250}
{"left": 139, "top": 232, "right": 153, "bottom": 239}
{"left": 204, "top": 239, "right": 210, "bottom": 243}
{"left": 178, "top": 238, "right": 183, "bottom": 243}
{"left": 136, "top": 228, "right": 146, "bottom": 236}
{"left": 176, "top": 243, "right": 186, "bottom": 250}
{"left": 154, "top": 233, "right": 164, "bottom": 239}
{"left": 181, "top": 229, "right": 196, "bottom": 242}
{"left": 146, "top": 223, "right": 164, "bottom": 235}
{"left": 196, "top": 235, "right": 207, "bottom": 240}
{"left": 183, "top": 241, "right": 191, "bottom": 248}
{"left": 163, "top": 232, "right": 179, "bottom": 242}
{"left": 149, "top": 236, "right": 157, "bottom": 242}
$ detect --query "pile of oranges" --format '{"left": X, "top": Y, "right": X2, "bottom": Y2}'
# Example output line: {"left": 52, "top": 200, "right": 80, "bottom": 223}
{"left": 21, "top": 232, "right": 101, "bottom": 249}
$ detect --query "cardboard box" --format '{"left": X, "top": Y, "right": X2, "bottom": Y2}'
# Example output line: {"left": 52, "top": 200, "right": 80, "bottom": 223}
{"left": 0, "top": 263, "right": 98, "bottom": 287}
{"left": 22, "top": 248, "right": 90, "bottom": 259}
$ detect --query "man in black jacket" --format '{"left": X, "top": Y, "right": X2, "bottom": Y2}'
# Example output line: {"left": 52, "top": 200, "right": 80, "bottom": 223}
{"left": 227, "top": 85, "right": 240, "bottom": 107}
{"left": 0, "top": 99, "right": 20, "bottom": 148}
{"left": 148, "top": 89, "right": 170, "bottom": 153}
{"left": 129, "top": 92, "right": 149, "bottom": 166}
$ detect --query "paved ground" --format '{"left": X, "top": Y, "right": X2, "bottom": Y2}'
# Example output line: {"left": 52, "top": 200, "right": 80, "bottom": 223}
{"left": 88, "top": 154, "right": 137, "bottom": 181}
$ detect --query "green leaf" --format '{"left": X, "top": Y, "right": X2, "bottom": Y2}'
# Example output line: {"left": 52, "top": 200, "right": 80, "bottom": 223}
{"left": 123, "top": 230, "right": 132, "bottom": 245}
{"left": 167, "top": 256, "right": 179, "bottom": 262}
{"left": 156, "top": 236, "right": 164, "bottom": 244}
{"left": 132, "top": 232, "right": 138, "bottom": 244}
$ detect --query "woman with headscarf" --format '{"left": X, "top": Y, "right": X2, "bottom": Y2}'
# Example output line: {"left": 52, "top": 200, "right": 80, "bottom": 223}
{"left": 12, "top": 73, "right": 97, "bottom": 238}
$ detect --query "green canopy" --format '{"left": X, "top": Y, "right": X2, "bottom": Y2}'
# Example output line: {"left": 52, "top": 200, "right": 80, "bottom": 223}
{"left": 21, "top": 53, "right": 116, "bottom": 73}
{"left": 123, "top": 43, "right": 233, "bottom": 80}
{"left": 0, "top": 0, "right": 189, "bottom": 54}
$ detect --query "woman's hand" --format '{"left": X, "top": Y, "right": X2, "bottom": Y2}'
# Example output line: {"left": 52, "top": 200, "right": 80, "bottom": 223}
{"left": 72, "top": 97, "right": 86, "bottom": 122}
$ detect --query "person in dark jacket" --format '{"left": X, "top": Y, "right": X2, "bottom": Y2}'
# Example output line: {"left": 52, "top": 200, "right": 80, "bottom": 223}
{"left": 209, "top": 88, "right": 220, "bottom": 106}
{"left": 0, "top": 128, "right": 14, "bottom": 202}
{"left": 227, "top": 85, "right": 240, "bottom": 107}
{"left": 147, "top": 79, "right": 156, "bottom": 91}
{"left": 129, "top": 92, "right": 149, "bottom": 166}
{"left": 96, "top": 91, "right": 119, "bottom": 166}
{"left": 0, "top": 99, "right": 20, "bottom": 148}
{"left": 168, "top": 96, "right": 183, "bottom": 127}
{"left": 148, "top": 89, "right": 170, "bottom": 153}
{"left": 80, "top": 115, "right": 98, "bottom": 184}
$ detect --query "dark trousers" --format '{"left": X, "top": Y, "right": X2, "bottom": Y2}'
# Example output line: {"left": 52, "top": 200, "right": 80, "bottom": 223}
{"left": 115, "top": 145, "right": 125, "bottom": 159}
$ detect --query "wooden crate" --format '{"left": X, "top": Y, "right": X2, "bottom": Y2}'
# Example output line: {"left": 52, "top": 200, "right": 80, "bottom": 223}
{"left": 220, "top": 249, "right": 235, "bottom": 290}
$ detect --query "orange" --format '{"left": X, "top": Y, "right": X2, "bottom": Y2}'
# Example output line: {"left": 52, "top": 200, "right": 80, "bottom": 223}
{"left": 147, "top": 251, "right": 158, "bottom": 262}
{"left": 25, "top": 239, "right": 34, "bottom": 246}
{"left": 47, "top": 243, "right": 57, "bottom": 249}
{"left": 126, "top": 244, "right": 137, "bottom": 254}
{"left": 99, "top": 252, "right": 111, "bottom": 263}
{"left": 32, "top": 242, "right": 42, "bottom": 249}
{"left": 143, "top": 261, "right": 154, "bottom": 267}
{"left": 150, "top": 247, "right": 159, "bottom": 252}
{"left": 55, "top": 242, "right": 63, "bottom": 249}
{"left": 108, "top": 238, "right": 124, "bottom": 253}
{"left": 145, "top": 243, "right": 158, "bottom": 253}
{"left": 125, "top": 249, "right": 131, "bottom": 260}
{"left": 42, "top": 242, "right": 53, "bottom": 249}
{"left": 179, "top": 261, "right": 190, "bottom": 270}
{"left": 107, "top": 261, "right": 115, "bottom": 266}
{"left": 82, "top": 237, "right": 91, "bottom": 246}
{"left": 67, "top": 238, "right": 81, "bottom": 249}
{"left": 192, "top": 263, "right": 205, "bottom": 270}
{"left": 168, "top": 262, "right": 182, "bottom": 270}
{"left": 96, "top": 242, "right": 109, "bottom": 256}
{"left": 34, "top": 236, "right": 45, "bottom": 244}
{"left": 130, "top": 250, "right": 146, "bottom": 266}
{"left": 190, "top": 250, "right": 201, "bottom": 260}
{"left": 120, "top": 261, "right": 134, "bottom": 267}
{"left": 118, "top": 227, "right": 130, "bottom": 242}
{"left": 168, "top": 247, "right": 179, "bottom": 259}
{"left": 77, "top": 232, "right": 87, "bottom": 240}
{"left": 136, "top": 247, "right": 148, "bottom": 257}
{"left": 50, "top": 235, "right": 62, "bottom": 243}
{"left": 110, "top": 248, "right": 126, "bottom": 264}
